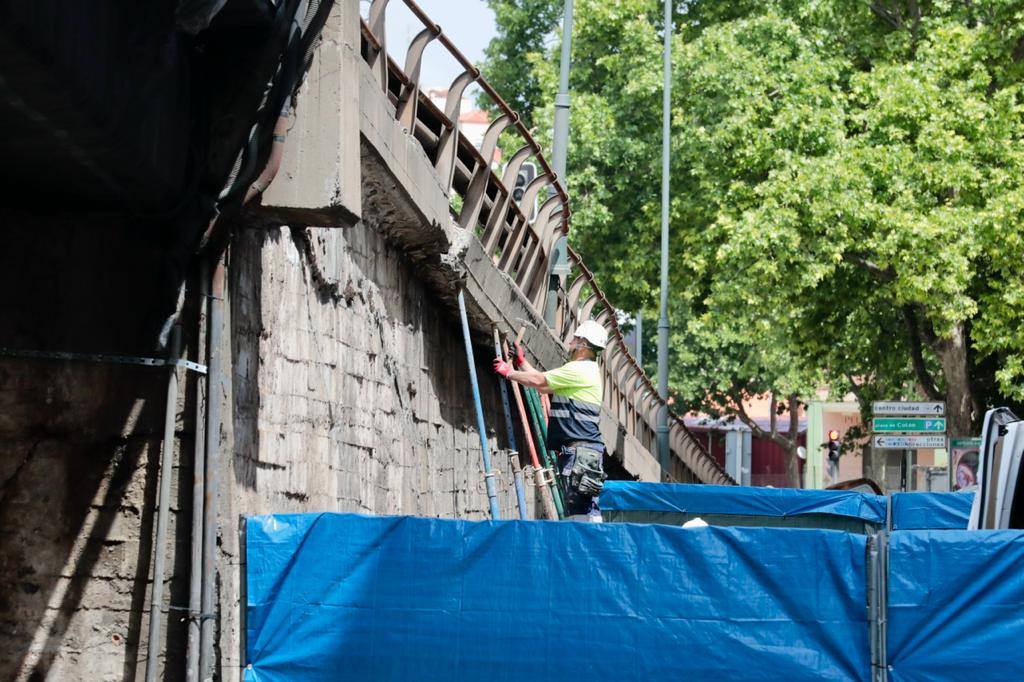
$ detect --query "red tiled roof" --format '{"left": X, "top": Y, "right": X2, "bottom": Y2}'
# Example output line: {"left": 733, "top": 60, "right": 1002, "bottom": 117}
{"left": 460, "top": 109, "right": 489, "bottom": 124}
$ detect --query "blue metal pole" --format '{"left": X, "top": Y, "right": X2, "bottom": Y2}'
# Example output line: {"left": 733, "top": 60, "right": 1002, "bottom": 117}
{"left": 511, "top": 455, "right": 529, "bottom": 520}
{"left": 458, "top": 291, "right": 501, "bottom": 520}
{"left": 493, "top": 328, "right": 528, "bottom": 519}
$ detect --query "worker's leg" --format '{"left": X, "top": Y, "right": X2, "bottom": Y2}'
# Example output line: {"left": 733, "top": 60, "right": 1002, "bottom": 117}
{"left": 557, "top": 446, "right": 597, "bottom": 517}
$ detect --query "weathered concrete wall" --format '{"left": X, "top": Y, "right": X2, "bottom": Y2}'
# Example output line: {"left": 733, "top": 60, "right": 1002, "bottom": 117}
{"left": 0, "top": 216, "right": 197, "bottom": 681}
{"left": 215, "top": 223, "right": 534, "bottom": 676}
{"left": 0, "top": 219, "right": 540, "bottom": 681}
{"left": 226, "top": 225, "right": 522, "bottom": 519}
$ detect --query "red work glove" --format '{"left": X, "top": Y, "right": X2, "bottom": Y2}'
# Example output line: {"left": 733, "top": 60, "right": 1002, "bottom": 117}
{"left": 493, "top": 358, "right": 513, "bottom": 378}
{"left": 512, "top": 343, "right": 526, "bottom": 369}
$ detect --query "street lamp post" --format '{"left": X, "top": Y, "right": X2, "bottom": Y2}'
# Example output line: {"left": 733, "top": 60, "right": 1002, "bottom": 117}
{"left": 545, "top": 0, "right": 574, "bottom": 328}
{"left": 656, "top": 0, "right": 672, "bottom": 479}
{"left": 551, "top": 0, "right": 573, "bottom": 181}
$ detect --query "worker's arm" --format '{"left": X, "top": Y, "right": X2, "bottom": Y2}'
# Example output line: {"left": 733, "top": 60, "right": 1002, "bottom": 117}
{"left": 493, "top": 358, "right": 552, "bottom": 393}
{"left": 507, "top": 367, "right": 551, "bottom": 392}
{"left": 514, "top": 344, "right": 537, "bottom": 373}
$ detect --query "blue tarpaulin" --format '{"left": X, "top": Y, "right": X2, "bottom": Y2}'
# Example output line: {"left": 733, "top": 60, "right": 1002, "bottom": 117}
{"left": 890, "top": 491, "right": 975, "bottom": 530}
{"left": 887, "top": 530, "right": 1024, "bottom": 681}
{"left": 245, "top": 513, "right": 870, "bottom": 681}
{"left": 600, "top": 482, "right": 886, "bottom": 523}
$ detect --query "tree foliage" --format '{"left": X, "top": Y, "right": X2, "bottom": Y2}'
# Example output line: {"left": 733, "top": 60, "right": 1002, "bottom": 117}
{"left": 485, "top": 0, "right": 1024, "bottom": 456}
{"left": 480, "top": 0, "right": 563, "bottom": 129}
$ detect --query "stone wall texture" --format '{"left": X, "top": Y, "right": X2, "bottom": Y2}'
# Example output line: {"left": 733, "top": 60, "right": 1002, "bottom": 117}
{"left": 0, "top": 214, "right": 537, "bottom": 681}
{"left": 0, "top": 218, "right": 196, "bottom": 681}
{"left": 217, "top": 223, "right": 533, "bottom": 675}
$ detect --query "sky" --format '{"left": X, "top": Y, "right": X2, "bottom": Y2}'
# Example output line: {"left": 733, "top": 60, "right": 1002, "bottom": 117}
{"left": 361, "top": 1, "right": 497, "bottom": 94}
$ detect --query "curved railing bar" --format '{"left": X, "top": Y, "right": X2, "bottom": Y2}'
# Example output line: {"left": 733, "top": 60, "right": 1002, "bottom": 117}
{"left": 458, "top": 113, "right": 513, "bottom": 229}
{"left": 396, "top": 26, "right": 440, "bottom": 131}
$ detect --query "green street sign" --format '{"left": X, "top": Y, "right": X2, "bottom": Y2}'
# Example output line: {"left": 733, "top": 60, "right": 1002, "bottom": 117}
{"left": 871, "top": 417, "right": 946, "bottom": 433}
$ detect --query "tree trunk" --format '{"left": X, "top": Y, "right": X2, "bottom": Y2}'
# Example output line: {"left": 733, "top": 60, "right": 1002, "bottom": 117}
{"left": 862, "top": 442, "right": 888, "bottom": 493}
{"left": 933, "top": 322, "right": 980, "bottom": 437}
{"left": 784, "top": 445, "right": 802, "bottom": 488}
{"left": 735, "top": 393, "right": 803, "bottom": 488}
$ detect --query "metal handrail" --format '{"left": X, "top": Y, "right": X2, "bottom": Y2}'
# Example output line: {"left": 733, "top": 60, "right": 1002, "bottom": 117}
{"left": 362, "top": 3, "right": 569, "bottom": 317}
{"left": 562, "top": 249, "right": 735, "bottom": 485}
{"left": 358, "top": 0, "right": 732, "bottom": 485}
{"left": 398, "top": 0, "right": 569, "bottom": 210}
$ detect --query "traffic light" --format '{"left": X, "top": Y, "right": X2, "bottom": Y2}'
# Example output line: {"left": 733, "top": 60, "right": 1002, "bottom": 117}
{"left": 826, "top": 429, "right": 842, "bottom": 465}
{"left": 512, "top": 162, "right": 537, "bottom": 222}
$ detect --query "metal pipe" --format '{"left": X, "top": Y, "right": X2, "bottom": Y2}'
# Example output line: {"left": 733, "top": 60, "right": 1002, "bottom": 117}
{"left": 656, "top": 0, "right": 673, "bottom": 479}
{"left": 243, "top": 99, "right": 293, "bottom": 205}
{"left": 144, "top": 325, "right": 181, "bottom": 682}
{"left": 504, "top": 349, "right": 559, "bottom": 521}
{"left": 199, "top": 255, "right": 225, "bottom": 679}
{"left": 510, "top": 453, "right": 529, "bottom": 520}
{"left": 457, "top": 290, "right": 501, "bottom": 520}
{"left": 525, "top": 387, "right": 549, "bottom": 445}
{"left": 512, "top": 383, "right": 558, "bottom": 520}
{"left": 509, "top": 452, "right": 529, "bottom": 518}
{"left": 493, "top": 328, "right": 528, "bottom": 519}
{"left": 635, "top": 311, "right": 643, "bottom": 367}
{"left": 185, "top": 259, "right": 209, "bottom": 682}
{"left": 867, "top": 534, "right": 879, "bottom": 678}
{"left": 524, "top": 387, "right": 565, "bottom": 517}
{"left": 880, "top": 531, "right": 889, "bottom": 680}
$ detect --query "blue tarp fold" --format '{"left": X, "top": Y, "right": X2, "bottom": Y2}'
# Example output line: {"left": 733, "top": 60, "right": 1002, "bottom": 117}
{"left": 600, "top": 482, "right": 886, "bottom": 523}
{"left": 890, "top": 491, "right": 975, "bottom": 530}
{"left": 887, "top": 530, "right": 1024, "bottom": 681}
{"left": 245, "top": 513, "right": 870, "bottom": 681}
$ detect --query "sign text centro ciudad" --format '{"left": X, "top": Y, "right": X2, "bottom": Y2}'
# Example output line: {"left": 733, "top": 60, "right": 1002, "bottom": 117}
{"left": 871, "top": 401, "right": 945, "bottom": 416}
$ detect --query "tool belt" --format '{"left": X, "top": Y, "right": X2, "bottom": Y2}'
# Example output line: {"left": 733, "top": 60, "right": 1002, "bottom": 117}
{"left": 566, "top": 443, "right": 607, "bottom": 497}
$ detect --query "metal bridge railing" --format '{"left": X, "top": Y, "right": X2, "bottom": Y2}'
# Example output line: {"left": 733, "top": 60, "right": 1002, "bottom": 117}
{"left": 557, "top": 250, "right": 734, "bottom": 485}
{"left": 359, "top": 0, "right": 732, "bottom": 485}
{"left": 362, "top": 0, "right": 569, "bottom": 318}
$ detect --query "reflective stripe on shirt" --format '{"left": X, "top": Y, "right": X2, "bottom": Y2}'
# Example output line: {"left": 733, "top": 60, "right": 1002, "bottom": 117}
{"left": 547, "top": 394, "right": 602, "bottom": 448}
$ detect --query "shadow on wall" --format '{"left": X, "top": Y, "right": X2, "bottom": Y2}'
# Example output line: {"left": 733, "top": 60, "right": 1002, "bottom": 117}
{"left": 0, "top": 218, "right": 198, "bottom": 681}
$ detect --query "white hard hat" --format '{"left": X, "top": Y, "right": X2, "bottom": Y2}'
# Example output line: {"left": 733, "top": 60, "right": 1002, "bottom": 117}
{"left": 574, "top": 320, "right": 608, "bottom": 349}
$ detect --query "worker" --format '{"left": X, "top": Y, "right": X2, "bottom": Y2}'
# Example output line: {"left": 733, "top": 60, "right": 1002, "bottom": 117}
{"left": 493, "top": 320, "right": 609, "bottom": 519}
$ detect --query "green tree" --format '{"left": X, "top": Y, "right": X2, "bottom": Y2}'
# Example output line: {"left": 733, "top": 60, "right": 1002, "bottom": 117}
{"left": 479, "top": 0, "right": 562, "bottom": 129}
{"left": 485, "top": 0, "right": 1024, "bottom": 485}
